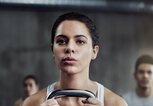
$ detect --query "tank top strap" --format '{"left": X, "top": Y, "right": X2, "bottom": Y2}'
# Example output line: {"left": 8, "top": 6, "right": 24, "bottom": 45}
{"left": 96, "top": 82, "right": 104, "bottom": 105}
{"left": 46, "top": 83, "right": 55, "bottom": 100}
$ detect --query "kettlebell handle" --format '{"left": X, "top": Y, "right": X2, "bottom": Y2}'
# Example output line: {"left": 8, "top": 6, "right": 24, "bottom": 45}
{"left": 47, "top": 89, "right": 96, "bottom": 99}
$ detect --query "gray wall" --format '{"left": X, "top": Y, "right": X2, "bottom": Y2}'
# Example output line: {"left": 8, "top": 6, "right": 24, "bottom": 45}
{"left": 0, "top": 7, "right": 153, "bottom": 106}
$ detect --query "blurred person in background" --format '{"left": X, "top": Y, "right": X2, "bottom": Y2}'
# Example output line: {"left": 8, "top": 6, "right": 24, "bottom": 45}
{"left": 14, "top": 74, "right": 39, "bottom": 106}
{"left": 122, "top": 55, "right": 153, "bottom": 106}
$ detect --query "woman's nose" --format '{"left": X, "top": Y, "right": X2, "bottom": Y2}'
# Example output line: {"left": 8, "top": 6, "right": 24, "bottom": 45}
{"left": 64, "top": 41, "right": 75, "bottom": 54}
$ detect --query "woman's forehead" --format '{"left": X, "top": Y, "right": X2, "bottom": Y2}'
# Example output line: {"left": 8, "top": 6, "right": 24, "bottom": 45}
{"left": 55, "top": 20, "right": 91, "bottom": 37}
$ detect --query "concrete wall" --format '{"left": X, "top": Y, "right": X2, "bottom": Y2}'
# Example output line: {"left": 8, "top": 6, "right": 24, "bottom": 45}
{"left": 0, "top": 7, "right": 153, "bottom": 106}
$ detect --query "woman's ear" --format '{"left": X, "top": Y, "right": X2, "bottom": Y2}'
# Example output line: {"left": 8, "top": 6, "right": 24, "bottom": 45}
{"left": 92, "top": 45, "right": 99, "bottom": 60}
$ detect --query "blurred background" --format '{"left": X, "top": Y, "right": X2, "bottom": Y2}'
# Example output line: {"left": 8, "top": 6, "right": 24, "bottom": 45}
{"left": 0, "top": 0, "right": 153, "bottom": 105}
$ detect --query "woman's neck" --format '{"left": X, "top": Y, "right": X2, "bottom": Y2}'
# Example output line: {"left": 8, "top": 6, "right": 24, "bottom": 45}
{"left": 53, "top": 72, "right": 97, "bottom": 98}
{"left": 59, "top": 72, "right": 90, "bottom": 89}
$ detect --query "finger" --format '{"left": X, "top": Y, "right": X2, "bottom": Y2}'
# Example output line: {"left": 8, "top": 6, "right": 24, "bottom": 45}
{"left": 82, "top": 98, "right": 102, "bottom": 105}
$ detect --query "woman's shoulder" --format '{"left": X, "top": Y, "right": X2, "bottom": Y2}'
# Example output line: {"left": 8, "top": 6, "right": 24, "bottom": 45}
{"left": 22, "top": 88, "right": 47, "bottom": 106}
{"left": 104, "top": 87, "right": 128, "bottom": 106}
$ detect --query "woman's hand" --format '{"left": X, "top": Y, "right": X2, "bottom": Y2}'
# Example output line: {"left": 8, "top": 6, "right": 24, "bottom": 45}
{"left": 40, "top": 98, "right": 60, "bottom": 106}
{"left": 40, "top": 97, "right": 103, "bottom": 106}
{"left": 82, "top": 98, "right": 103, "bottom": 106}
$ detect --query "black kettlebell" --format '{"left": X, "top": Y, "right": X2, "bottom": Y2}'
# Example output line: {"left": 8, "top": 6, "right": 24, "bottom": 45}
{"left": 47, "top": 89, "right": 96, "bottom": 99}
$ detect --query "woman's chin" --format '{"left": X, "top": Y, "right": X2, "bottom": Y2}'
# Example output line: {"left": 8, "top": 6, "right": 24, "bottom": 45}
{"left": 60, "top": 67, "right": 79, "bottom": 74}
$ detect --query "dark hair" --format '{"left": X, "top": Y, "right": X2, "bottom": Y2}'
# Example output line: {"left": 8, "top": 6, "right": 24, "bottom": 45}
{"left": 135, "top": 55, "right": 153, "bottom": 71}
{"left": 23, "top": 75, "right": 38, "bottom": 86}
{"left": 51, "top": 12, "right": 99, "bottom": 50}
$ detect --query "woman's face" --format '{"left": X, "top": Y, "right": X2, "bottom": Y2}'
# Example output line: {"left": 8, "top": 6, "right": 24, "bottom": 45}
{"left": 53, "top": 20, "right": 99, "bottom": 74}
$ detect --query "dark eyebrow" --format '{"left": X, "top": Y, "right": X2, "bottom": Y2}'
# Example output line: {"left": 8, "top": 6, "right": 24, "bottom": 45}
{"left": 55, "top": 34, "right": 88, "bottom": 39}
{"left": 74, "top": 35, "right": 88, "bottom": 39}
{"left": 55, "top": 35, "right": 67, "bottom": 39}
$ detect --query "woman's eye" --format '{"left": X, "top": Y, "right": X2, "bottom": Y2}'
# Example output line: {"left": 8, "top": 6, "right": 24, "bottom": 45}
{"left": 56, "top": 39, "right": 67, "bottom": 45}
{"left": 76, "top": 40, "right": 86, "bottom": 45}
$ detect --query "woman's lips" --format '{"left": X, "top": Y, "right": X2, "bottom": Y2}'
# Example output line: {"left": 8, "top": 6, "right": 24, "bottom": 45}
{"left": 62, "top": 57, "right": 77, "bottom": 65}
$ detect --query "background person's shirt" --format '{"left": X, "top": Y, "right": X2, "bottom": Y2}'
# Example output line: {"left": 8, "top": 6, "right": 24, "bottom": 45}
{"left": 122, "top": 90, "right": 153, "bottom": 106}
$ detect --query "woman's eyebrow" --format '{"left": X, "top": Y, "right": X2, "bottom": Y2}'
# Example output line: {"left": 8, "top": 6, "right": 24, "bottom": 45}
{"left": 55, "top": 34, "right": 67, "bottom": 39}
{"left": 55, "top": 34, "right": 88, "bottom": 39}
{"left": 74, "top": 35, "right": 88, "bottom": 39}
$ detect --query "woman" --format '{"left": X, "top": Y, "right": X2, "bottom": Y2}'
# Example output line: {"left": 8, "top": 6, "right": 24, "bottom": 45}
{"left": 23, "top": 12, "right": 128, "bottom": 106}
